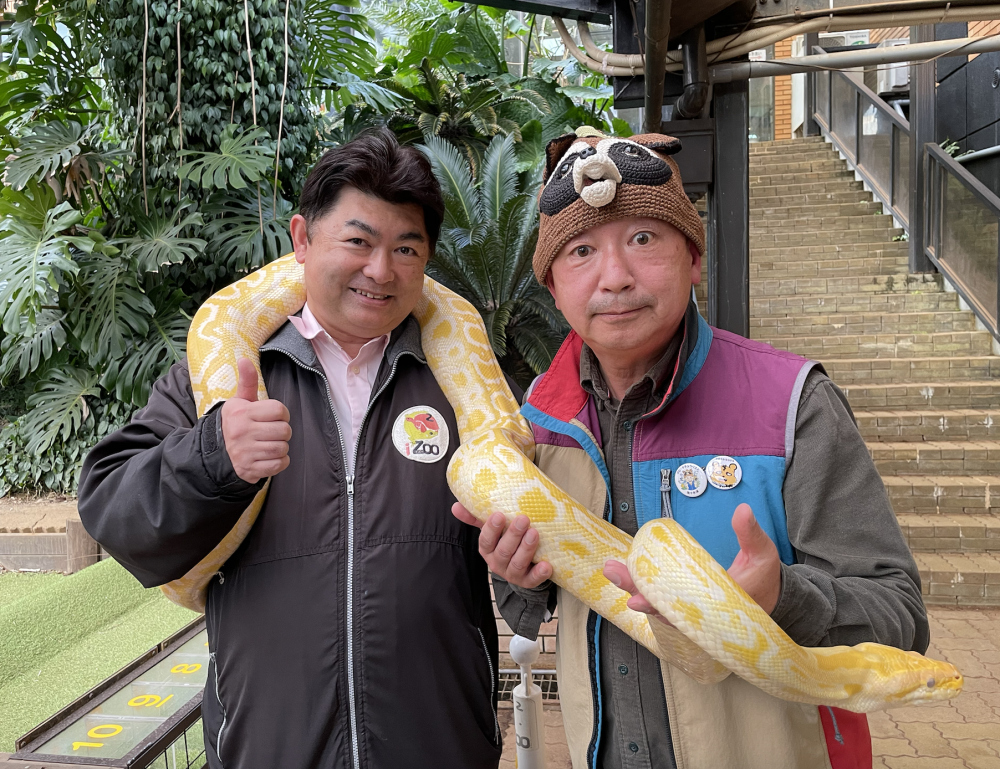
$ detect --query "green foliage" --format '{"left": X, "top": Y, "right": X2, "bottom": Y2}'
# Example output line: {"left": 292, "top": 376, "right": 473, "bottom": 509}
{"left": 178, "top": 127, "right": 274, "bottom": 190}
{"left": 420, "top": 134, "right": 568, "bottom": 387}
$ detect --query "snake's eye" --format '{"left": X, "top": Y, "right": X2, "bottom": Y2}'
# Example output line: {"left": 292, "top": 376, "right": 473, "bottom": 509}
{"left": 926, "top": 678, "right": 936, "bottom": 688}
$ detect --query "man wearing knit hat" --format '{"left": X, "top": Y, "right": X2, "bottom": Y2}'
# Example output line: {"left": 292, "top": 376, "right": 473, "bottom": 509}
{"left": 453, "top": 128, "right": 928, "bottom": 768}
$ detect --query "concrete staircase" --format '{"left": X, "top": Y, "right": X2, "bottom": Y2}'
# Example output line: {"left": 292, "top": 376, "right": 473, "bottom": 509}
{"left": 750, "top": 136, "right": 1000, "bottom": 608}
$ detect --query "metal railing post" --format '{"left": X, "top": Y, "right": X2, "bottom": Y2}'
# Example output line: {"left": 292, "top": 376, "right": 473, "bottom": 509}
{"left": 909, "top": 24, "right": 936, "bottom": 273}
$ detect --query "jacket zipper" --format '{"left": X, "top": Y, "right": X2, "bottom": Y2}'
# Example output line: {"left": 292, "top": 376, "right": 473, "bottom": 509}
{"left": 660, "top": 468, "right": 674, "bottom": 519}
{"left": 265, "top": 348, "right": 407, "bottom": 769}
{"left": 476, "top": 628, "right": 501, "bottom": 744}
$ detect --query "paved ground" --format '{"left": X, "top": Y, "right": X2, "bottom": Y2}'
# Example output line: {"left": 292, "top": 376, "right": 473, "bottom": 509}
{"left": 500, "top": 606, "right": 1000, "bottom": 769}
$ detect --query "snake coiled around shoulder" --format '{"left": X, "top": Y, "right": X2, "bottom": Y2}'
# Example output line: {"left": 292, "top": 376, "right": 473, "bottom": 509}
{"left": 162, "top": 254, "right": 962, "bottom": 713}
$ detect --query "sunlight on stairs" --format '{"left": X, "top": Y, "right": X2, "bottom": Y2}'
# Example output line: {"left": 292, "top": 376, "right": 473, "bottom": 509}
{"left": 750, "top": 136, "right": 1000, "bottom": 608}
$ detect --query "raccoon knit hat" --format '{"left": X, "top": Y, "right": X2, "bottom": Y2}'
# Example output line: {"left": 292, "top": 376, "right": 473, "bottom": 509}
{"left": 532, "top": 127, "right": 706, "bottom": 285}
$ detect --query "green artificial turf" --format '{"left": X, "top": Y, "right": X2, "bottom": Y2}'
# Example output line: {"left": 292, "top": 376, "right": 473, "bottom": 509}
{"left": 0, "top": 560, "right": 199, "bottom": 751}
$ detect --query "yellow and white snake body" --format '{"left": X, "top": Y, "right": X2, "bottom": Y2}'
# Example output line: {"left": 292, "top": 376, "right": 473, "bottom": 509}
{"left": 165, "top": 254, "right": 962, "bottom": 713}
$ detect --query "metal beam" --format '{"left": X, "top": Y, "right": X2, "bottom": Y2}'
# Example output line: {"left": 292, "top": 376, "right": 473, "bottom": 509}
{"left": 708, "top": 79, "right": 750, "bottom": 337}
{"left": 909, "top": 24, "right": 936, "bottom": 273}
{"left": 474, "top": 0, "right": 613, "bottom": 23}
{"left": 710, "top": 33, "right": 1000, "bottom": 80}
{"left": 803, "top": 32, "right": 820, "bottom": 136}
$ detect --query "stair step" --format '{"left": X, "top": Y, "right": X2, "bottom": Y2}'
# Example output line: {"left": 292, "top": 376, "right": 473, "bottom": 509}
{"left": 899, "top": 514, "right": 1000, "bottom": 552}
{"left": 751, "top": 179, "right": 864, "bottom": 197}
{"left": 753, "top": 291, "right": 960, "bottom": 317}
{"left": 750, "top": 159, "right": 847, "bottom": 175}
{"left": 766, "top": 330, "right": 995, "bottom": 359}
{"left": 750, "top": 170, "right": 857, "bottom": 186}
{"left": 840, "top": 381, "right": 1000, "bottom": 410}
{"left": 914, "top": 551, "right": 1000, "bottom": 606}
{"left": 825, "top": 356, "right": 1000, "bottom": 384}
{"left": 752, "top": 200, "right": 883, "bottom": 218}
{"left": 751, "top": 212, "right": 894, "bottom": 232}
{"left": 884, "top": 475, "right": 1000, "bottom": 515}
{"left": 750, "top": 254, "right": 908, "bottom": 279}
{"left": 750, "top": 273, "right": 942, "bottom": 298}
{"left": 856, "top": 410, "right": 999, "bottom": 441}
{"left": 751, "top": 311, "right": 977, "bottom": 337}
{"left": 869, "top": 441, "right": 1000, "bottom": 476}
{"left": 751, "top": 227, "right": 904, "bottom": 246}
{"left": 752, "top": 242, "right": 908, "bottom": 259}
{"left": 750, "top": 148, "right": 838, "bottom": 162}
{"left": 750, "top": 136, "right": 829, "bottom": 150}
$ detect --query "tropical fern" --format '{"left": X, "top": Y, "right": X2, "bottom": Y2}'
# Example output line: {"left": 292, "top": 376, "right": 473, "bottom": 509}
{"left": 420, "top": 133, "right": 567, "bottom": 386}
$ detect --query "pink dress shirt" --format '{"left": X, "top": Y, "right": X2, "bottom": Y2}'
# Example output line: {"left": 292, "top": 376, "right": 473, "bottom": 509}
{"left": 287, "top": 303, "right": 389, "bottom": 474}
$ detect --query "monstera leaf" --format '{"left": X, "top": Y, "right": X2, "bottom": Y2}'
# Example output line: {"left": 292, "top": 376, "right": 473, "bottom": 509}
{"left": 302, "top": 0, "right": 377, "bottom": 84}
{"left": 2, "top": 120, "right": 83, "bottom": 189}
{"left": 116, "top": 204, "right": 206, "bottom": 273}
{"left": 177, "top": 127, "right": 273, "bottom": 190}
{"left": 101, "top": 288, "right": 189, "bottom": 407}
{"left": 20, "top": 366, "right": 100, "bottom": 454}
{"left": 202, "top": 184, "right": 295, "bottom": 272}
{"left": 0, "top": 201, "right": 88, "bottom": 334}
{"left": 73, "top": 250, "right": 155, "bottom": 366}
{"left": 0, "top": 306, "right": 66, "bottom": 380}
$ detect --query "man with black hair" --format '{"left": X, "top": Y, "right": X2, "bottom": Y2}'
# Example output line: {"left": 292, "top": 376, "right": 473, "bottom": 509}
{"left": 79, "top": 128, "right": 505, "bottom": 769}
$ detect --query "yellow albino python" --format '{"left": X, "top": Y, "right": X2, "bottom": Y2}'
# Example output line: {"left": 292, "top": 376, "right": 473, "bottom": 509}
{"left": 165, "top": 253, "right": 962, "bottom": 713}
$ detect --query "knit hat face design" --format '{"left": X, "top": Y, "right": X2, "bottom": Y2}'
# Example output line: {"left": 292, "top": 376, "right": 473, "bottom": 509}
{"left": 532, "top": 130, "right": 706, "bottom": 285}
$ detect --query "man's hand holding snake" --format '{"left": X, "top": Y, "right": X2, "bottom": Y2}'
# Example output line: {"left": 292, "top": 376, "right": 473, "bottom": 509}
{"left": 221, "top": 357, "right": 293, "bottom": 484}
{"left": 605, "top": 503, "right": 781, "bottom": 623}
{"left": 452, "top": 503, "right": 552, "bottom": 589}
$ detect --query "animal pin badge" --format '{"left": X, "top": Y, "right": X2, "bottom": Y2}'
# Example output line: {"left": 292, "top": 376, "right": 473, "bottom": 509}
{"left": 674, "top": 463, "right": 708, "bottom": 498}
{"left": 706, "top": 456, "right": 742, "bottom": 490}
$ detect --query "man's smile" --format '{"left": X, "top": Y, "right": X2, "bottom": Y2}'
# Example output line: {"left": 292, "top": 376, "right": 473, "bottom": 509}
{"left": 350, "top": 287, "right": 391, "bottom": 301}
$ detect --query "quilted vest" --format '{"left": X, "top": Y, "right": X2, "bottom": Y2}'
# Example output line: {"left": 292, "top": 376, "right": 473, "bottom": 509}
{"left": 520, "top": 315, "right": 872, "bottom": 769}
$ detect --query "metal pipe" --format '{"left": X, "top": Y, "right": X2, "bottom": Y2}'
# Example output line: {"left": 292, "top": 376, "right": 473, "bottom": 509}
{"left": 749, "top": 0, "right": 998, "bottom": 27}
{"left": 675, "top": 25, "right": 710, "bottom": 119}
{"left": 643, "top": 0, "right": 672, "bottom": 133}
{"left": 709, "top": 33, "right": 1000, "bottom": 81}
{"left": 957, "top": 144, "right": 1000, "bottom": 163}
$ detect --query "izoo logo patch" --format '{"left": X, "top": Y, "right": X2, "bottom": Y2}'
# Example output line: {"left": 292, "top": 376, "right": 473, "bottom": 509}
{"left": 392, "top": 406, "right": 449, "bottom": 463}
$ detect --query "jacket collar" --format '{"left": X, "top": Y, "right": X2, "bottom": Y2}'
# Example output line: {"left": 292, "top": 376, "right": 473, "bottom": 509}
{"left": 260, "top": 312, "right": 426, "bottom": 380}
{"left": 525, "top": 300, "right": 712, "bottom": 427}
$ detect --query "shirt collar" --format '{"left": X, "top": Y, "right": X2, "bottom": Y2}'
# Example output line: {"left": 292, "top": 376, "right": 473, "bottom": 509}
{"left": 288, "top": 302, "right": 389, "bottom": 361}
{"left": 579, "top": 300, "right": 694, "bottom": 409}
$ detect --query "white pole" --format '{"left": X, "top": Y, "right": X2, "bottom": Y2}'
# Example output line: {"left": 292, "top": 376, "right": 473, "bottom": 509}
{"left": 509, "top": 635, "right": 547, "bottom": 769}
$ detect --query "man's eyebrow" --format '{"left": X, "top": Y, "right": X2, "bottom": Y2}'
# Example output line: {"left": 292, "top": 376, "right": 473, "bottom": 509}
{"left": 344, "top": 219, "right": 379, "bottom": 237}
{"left": 397, "top": 231, "right": 426, "bottom": 243}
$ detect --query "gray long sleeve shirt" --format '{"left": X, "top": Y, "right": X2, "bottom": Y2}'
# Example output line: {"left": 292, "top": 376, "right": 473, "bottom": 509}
{"left": 494, "top": 302, "right": 928, "bottom": 769}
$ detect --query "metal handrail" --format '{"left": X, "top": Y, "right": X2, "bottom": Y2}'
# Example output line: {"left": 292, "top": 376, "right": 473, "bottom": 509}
{"left": 924, "top": 143, "right": 1000, "bottom": 337}
{"left": 810, "top": 48, "right": 1000, "bottom": 341}
{"left": 810, "top": 48, "right": 910, "bottom": 230}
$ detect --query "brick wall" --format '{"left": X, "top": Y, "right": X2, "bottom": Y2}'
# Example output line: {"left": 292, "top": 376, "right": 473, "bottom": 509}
{"left": 773, "top": 38, "right": 794, "bottom": 140}
{"left": 870, "top": 27, "right": 909, "bottom": 45}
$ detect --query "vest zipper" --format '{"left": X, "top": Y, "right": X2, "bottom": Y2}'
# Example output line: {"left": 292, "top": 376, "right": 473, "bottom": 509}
{"left": 476, "top": 627, "right": 501, "bottom": 744}
{"left": 660, "top": 468, "right": 674, "bottom": 519}
{"left": 267, "top": 347, "right": 410, "bottom": 769}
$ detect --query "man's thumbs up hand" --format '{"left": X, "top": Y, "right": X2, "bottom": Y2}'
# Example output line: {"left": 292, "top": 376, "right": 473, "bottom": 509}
{"left": 221, "top": 357, "right": 292, "bottom": 484}
{"left": 727, "top": 503, "right": 782, "bottom": 615}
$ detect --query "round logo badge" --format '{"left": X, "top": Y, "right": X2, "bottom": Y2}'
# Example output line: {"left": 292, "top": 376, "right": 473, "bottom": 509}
{"left": 706, "top": 456, "right": 742, "bottom": 490}
{"left": 674, "top": 463, "right": 708, "bottom": 498}
{"left": 392, "top": 406, "right": 449, "bottom": 463}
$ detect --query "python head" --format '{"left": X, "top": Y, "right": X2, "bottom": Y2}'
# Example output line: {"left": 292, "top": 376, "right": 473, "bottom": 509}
{"left": 532, "top": 129, "right": 706, "bottom": 285}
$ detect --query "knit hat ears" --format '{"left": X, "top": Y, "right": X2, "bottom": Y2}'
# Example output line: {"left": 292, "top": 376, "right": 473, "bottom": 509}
{"left": 532, "top": 128, "right": 706, "bottom": 285}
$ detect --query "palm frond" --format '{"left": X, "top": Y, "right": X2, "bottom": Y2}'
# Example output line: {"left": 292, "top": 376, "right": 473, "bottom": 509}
{"left": 493, "top": 193, "right": 536, "bottom": 300}
{"left": 482, "top": 302, "right": 513, "bottom": 358}
{"left": 417, "top": 134, "right": 481, "bottom": 231}
{"left": 509, "top": 313, "right": 567, "bottom": 375}
{"left": 481, "top": 134, "right": 518, "bottom": 222}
